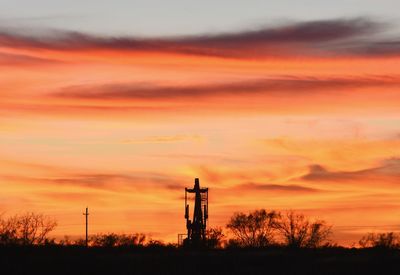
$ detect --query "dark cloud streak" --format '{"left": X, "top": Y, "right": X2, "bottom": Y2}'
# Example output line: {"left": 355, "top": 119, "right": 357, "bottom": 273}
{"left": 236, "top": 182, "right": 320, "bottom": 193}
{"left": 0, "top": 52, "right": 61, "bottom": 66}
{"left": 1, "top": 18, "right": 398, "bottom": 58}
{"left": 301, "top": 159, "right": 400, "bottom": 182}
{"left": 54, "top": 76, "right": 400, "bottom": 101}
{"left": 1, "top": 173, "right": 186, "bottom": 192}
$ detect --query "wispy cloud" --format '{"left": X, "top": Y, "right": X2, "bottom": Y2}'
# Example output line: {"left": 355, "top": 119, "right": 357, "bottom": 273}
{"left": 301, "top": 158, "right": 400, "bottom": 183}
{"left": 121, "top": 135, "right": 203, "bottom": 144}
{"left": 1, "top": 172, "right": 187, "bottom": 192}
{"left": 53, "top": 75, "right": 400, "bottom": 101}
{"left": 37, "top": 191, "right": 99, "bottom": 202}
{"left": 0, "top": 52, "right": 61, "bottom": 66}
{"left": 235, "top": 182, "right": 320, "bottom": 193}
{"left": 0, "top": 18, "right": 398, "bottom": 58}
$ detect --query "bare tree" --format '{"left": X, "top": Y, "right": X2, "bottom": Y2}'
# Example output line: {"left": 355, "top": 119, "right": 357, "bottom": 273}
{"left": 226, "top": 209, "right": 279, "bottom": 247}
{"left": 359, "top": 232, "right": 400, "bottom": 249}
{"left": 275, "top": 210, "right": 332, "bottom": 248}
{"left": 0, "top": 212, "right": 57, "bottom": 245}
{"left": 18, "top": 212, "right": 57, "bottom": 245}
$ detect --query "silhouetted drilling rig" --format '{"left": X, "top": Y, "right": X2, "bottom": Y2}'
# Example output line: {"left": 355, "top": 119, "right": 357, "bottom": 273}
{"left": 184, "top": 178, "right": 208, "bottom": 247}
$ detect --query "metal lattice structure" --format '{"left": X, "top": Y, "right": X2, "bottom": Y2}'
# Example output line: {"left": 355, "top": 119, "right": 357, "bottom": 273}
{"left": 184, "top": 178, "right": 208, "bottom": 247}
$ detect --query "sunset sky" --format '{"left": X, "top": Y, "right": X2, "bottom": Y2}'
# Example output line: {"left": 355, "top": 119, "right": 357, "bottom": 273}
{"left": 0, "top": 1, "right": 400, "bottom": 245}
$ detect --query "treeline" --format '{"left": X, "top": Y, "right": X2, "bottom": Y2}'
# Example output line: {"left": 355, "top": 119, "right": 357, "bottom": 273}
{"left": 224, "top": 209, "right": 332, "bottom": 248}
{"left": 221, "top": 209, "right": 400, "bottom": 249}
{"left": 1, "top": 210, "right": 399, "bottom": 249}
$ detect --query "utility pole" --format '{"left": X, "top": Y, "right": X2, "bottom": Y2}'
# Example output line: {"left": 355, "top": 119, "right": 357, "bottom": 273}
{"left": 83, "top": 207, "right": 89, "bottom": 247}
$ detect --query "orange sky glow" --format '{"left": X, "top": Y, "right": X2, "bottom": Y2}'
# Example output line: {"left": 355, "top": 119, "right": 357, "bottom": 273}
{"left": 0, "top": 19, "right": 399, "bottom": 246}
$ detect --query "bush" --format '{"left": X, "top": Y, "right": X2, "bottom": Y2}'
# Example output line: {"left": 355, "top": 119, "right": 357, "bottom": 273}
{"left": 206, "top": 227, "right": 225, "bottom": 248}
{"left": 90, "top": 233, "right": 146, "bottom": 247}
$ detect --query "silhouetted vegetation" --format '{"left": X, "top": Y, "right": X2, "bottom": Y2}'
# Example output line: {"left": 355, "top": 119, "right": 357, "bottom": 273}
{"left": 57, "top": 233, "right": 156, "bottom": 248}
{"left": 226, "top": 209, "right": 332, "bottom": 248}
{"left": 275, "top": 210, "right": 332, "bottom": 248}
{"left": 205, "top": 227, "right": 225, "bottom": 248}
{"left": 0, "top": 212, "right": 57, "bottom": 246}
{"left": 1, "top": 210, "right": 400, "bottom": 274}
{"left": 90, "top": 233, "right": 146, "bottom": 247}
{"left": 359, "top": 232, "right": 400, "bottom": 249}
{"left": 227, "top": 209, "right": 278, "bottom": 247}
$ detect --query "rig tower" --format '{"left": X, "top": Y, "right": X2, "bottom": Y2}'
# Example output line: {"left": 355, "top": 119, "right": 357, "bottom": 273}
{"left": 184, "top": 178, "right": 208, "bottom": 247}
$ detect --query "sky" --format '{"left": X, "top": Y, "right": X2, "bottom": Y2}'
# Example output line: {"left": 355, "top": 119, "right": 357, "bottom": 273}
{"left": 0, "top": 1, "right": 400, "bottom": 245}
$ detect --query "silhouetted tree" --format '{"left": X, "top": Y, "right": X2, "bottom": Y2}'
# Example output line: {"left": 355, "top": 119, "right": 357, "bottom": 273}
{"left": 359, "top": 232, "right": 400, "bottom": 249}
{"left": 0, "top": 212, "right": 57, "bottom": 245}
{"left": 275, "top": 210, "right": 332, "bottom": 248}
{"left": 18, "top": 212, "right": 57, "bottom": 245}
{"left": 226, "top": 209, "right": 279, "bottom": 247}
{"left": 206, "top": 227, "right": 225, "bottom": 248}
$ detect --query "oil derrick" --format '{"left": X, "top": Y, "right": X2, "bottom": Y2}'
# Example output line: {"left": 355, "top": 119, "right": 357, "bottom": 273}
{"left": 184, "top": 178, "right": 208, "bottom": 247}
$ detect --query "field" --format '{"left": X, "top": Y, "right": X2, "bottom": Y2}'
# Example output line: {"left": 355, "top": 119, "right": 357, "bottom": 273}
{"left": 2, "top": 247, "right": 400, "bottom": 275}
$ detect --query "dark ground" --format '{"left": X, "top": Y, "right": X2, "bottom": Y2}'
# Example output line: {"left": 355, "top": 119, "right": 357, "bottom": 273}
{"left": 1, "top": 246, "right": 400, "bottom": 275}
